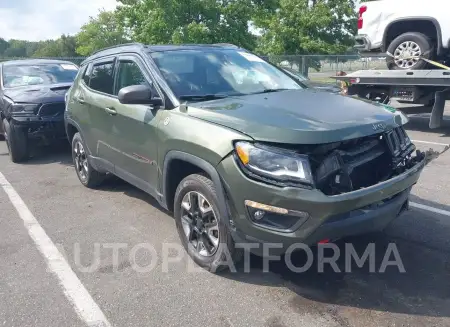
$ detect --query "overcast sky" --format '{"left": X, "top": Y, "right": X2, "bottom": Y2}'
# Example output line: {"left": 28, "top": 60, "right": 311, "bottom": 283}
{"left": 0, "top": 0, "right": 118, "bottom": 41}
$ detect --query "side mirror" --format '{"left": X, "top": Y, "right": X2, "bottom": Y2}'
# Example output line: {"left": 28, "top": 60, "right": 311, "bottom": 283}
{"left": 118, "top": 85, "right": 163, "bottom": 106}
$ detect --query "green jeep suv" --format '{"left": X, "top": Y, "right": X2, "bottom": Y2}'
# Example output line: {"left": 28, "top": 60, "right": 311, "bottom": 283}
{"left": 65, "top": 43, "right": 425, "bottom": 272}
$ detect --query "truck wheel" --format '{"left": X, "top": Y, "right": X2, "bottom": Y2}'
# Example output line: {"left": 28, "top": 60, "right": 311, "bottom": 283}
{"left": 174, "top": 174, "right": 243, "bottom": 273}
{"left": 386, "top": 32, "right": 434, "bottom": 70}
{"left": 71, "top": 132, "right": 105, "bottom": 188}
{"left": 3, "top": 119, "right": 29, "bottom": 163}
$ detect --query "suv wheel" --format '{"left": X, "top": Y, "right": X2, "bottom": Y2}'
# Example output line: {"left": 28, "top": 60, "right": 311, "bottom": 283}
{"left": 174, "top": 174, "right": 242, "bottom": 272}
{"left": 3, "top": 119, "right": 29, "bottom": 163}
{"left": 0, "top": 118, "right": 5, "bottom": 141}
{"left": 71, "top": 132, "right": 105, "bottom": 188}
{"left": 386, "top": 32, "right": 434, "bottom": 70}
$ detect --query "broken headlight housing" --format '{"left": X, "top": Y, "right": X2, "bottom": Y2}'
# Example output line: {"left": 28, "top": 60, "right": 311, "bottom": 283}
{"left": 10, "top": 103, "right": 39, "bottom": 113}
{"left": 234, "top": 141, "right": 314, "bottom": 186}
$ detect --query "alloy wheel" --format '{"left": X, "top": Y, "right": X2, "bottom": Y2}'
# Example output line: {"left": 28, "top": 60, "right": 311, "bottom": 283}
{"left": 73, "top": 140, "right": 88, "bottom": 181}
{"left": 180, "top": 191, "right": 220, "bottom": 257}
{"left": 394, "top": 41, "right": 422, "bottom": 69}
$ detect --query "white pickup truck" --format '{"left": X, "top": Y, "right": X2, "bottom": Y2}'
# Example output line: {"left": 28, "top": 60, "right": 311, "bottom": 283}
{"left": 355, "top": 0, "right": 450, "bottom": 70}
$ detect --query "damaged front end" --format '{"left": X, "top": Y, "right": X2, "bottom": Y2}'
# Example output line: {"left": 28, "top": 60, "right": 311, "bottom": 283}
{"left": 305, "top": 126, "right": 425, "bottom": 196}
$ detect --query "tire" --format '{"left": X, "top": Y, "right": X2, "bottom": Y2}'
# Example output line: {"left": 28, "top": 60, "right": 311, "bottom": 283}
{"left": 71, "top": 132, "right": 105, "bottom": 188}
{"left": 0, "top": 118, "right": 5, "bottom": 141}
{"left": 386, "top": 32, "right": 434, "bottom": 70}
{"left": 3, "top": 119, "right": 29, "bottom": 163}
{"left": 174, "top": 174, "right": 242, "bottom": 273}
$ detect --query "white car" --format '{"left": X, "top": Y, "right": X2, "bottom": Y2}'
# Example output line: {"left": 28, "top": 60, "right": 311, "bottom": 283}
{"left": 355, "top": 0, "right": 450, "bottom": 70}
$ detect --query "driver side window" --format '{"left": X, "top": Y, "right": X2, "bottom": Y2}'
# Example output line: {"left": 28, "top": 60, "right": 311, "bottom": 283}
{"left": 115, "top": 60, "right": 150, "bottom": 95}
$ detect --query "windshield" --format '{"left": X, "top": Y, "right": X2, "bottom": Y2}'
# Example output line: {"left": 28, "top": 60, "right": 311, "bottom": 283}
{"left": 2, "top": 63, "right": 78, "bottom": 88}
{"left": 150, "top": 49, "right": 303, "bottom": 98}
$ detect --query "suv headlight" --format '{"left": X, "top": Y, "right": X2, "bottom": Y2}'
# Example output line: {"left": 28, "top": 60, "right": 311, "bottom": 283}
{"left": 11, "top": 103, "right": 39, "bottom": 113}
{"left": 234, "top": 141, "right": 313, "bottom": 185}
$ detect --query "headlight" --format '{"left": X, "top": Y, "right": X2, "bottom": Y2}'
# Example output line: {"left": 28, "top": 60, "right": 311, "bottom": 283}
{"left": 234, "top": 141, "right": 313, "bottom": 185}
{"left": 11, "top": 103, "right": 39, "bottom": 113}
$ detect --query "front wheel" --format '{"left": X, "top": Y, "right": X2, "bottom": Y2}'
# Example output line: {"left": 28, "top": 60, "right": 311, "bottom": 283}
{"left": 174, "top": 174, "right": 242, "bottom": 273}
{"left": 3, "top": 119, "right": 29, "bottom": 163}
{"left": 386, "top": 32, "right": 434, "bottom": 70}
{"left": 71, "top": 132, "right": 106, "bottom": 188}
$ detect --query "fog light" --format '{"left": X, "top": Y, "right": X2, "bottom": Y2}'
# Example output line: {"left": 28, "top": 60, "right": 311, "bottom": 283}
{"left": 245, "top": 200, "right": 309, "bottom": 232}
{"left": 253, "top": 210, "right": 265, "bottom": 220}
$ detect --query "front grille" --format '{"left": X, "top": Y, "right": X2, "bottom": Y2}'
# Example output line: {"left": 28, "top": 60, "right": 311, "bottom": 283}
{"left": 384, "top": 126, "right": 415, "bottom": 166}
{"left": 313, "top": 126, "right": 416, "bottom": 195}
{"left": 37, "top": 102, "right": 65, "bottom": 117}
{"left": 314, "top": 134, "right": 391, "bottom": 195}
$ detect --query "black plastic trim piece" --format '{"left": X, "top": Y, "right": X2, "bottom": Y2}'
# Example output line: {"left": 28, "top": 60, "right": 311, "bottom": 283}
{"left": 162, "top": 151, "right": 231, "bottom": 226}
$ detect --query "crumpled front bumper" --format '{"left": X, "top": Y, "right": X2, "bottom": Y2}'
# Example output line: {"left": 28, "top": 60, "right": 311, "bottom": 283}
{"left": 217, "top": 153, "right": 425, "bottom": 255}
{"left": 9, "top": 113, "right": 66, "bottom": 139}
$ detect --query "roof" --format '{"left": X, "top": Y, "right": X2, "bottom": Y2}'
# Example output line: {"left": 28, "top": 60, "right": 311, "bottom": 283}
{"left": 82, "top": 42, "right": 242, "bottom": 64}
{"left": 1, "top": 59, "right": 75, "bottom": 66}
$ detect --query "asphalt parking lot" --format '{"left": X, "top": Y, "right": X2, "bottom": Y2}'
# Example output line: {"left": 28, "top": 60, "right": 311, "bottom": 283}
{"left": 1, "top": 106, "right": 450, "bottom": 327}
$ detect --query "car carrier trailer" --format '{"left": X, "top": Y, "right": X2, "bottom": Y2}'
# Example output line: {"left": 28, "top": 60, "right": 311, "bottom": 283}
{"left": 333, "top": 69, "right": 450, "bottom": 129}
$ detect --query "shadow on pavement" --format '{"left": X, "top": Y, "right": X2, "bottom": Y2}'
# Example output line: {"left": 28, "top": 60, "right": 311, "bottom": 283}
{"left": 24, "top": 138, "right": 449, "bottom": 319}
{"left": 219, "top": 195, "right": 450, "bottom": 319}
{"left": 22, "top": 141, "right": 73, "bottom": 166}
{"left": 95, "top": 177, "right": 172, "bottom": 216}
{"left": 93, "top": 173, "right": 450, "bottom": 318}
{"left": 404, "top": 114, "right": 450, "bottom": 137}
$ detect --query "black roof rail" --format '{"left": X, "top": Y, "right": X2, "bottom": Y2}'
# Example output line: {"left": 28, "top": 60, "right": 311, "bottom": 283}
{"left": 213, "top": 43, "right": 239, "bottom": 48}
{"left": 91, "top": 42, "right": 145, "bottom": 56}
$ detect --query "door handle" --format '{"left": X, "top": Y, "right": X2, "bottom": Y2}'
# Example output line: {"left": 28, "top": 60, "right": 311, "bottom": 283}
{"left": 105, "top": 107, "right": 117, "bottom": 115}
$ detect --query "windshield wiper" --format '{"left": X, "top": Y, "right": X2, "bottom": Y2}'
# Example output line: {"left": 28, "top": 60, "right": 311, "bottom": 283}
{"left": 178, "top": 94, "right": 229, "bottom": 101}
{"left": 249, "top": 88, "right": 290, "bottom": 95}
{"left": 261, "top": 88, "right": 289, "bottom": 93}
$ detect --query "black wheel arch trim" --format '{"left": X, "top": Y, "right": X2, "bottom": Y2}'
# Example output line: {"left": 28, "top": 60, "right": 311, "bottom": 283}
{"left": 65, "top": 117, "right": 90, "bottom": 152}
{"left": 162, "top": 151, "right": 231, "bottom": 227}
{"left": 65, "top": 117, "right": 102, "bottom": 172}
{"left": 382, "top": 17, "right": 444, "bottom": 55}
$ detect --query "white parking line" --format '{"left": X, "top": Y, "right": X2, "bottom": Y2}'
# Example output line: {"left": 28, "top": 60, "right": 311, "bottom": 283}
{"left": 410, "top": 202, "right": 450, "bottom": 217}
{"left": 412, "top": 139, "right": 450, "bottom": 146}
{"left": 0, "top": 172, "right": 113, "bottom": 327}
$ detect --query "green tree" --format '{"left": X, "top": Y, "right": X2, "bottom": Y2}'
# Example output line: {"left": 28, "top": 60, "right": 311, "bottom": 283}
{"left": 75, "top": 10, "right": 130, "bottom": 56}
{"left": 34, "top": 35, "right": 78, "bottom": 57}
{"left": 253, "top": 0, "right": 357, "bottom": 72}
{"left": 3, "top": 40, "right": 30, "bottom": 57}
{"left": 0, "top": 38, "right": 10, "bottom": 56}
{"left": 117, "top": 0, "right": 256, "bottom": 50}
{"left": 255, "top": 0, "right": 357, "bottom": 55}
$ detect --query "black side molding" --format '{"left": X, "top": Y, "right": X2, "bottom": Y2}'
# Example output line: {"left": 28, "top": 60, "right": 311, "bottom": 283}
{"left": 162, "top": 151, "right": 230, "bottom": 226}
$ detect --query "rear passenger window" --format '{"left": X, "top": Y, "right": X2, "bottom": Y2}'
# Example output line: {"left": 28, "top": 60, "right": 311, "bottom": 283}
{"left": 89, "top": 62, "right": 115, "bottom": 95}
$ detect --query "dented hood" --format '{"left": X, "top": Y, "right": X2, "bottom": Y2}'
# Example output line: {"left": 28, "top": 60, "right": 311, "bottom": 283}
{"left": 3, "top": 82, "right": 72, "bottom": 104}
{"left": 187, "top": 89, "right": 405, "bottom": 144}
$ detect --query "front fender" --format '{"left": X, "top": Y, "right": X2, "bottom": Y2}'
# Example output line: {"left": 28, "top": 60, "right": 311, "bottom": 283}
{"left": 161, "top": 151, "right": 231, "bottom": 226}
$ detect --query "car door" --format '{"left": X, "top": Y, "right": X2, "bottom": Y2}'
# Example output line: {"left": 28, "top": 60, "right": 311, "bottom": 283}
{"left": 110, "top": 54, "right": 164, "bottom": 196}
{"left": 81, "top": 57, "right": 118, "bottom": 171}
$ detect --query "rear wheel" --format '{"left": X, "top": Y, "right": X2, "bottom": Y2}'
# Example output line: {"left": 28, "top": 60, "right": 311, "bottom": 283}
{"left": 174, "top": 174, "right": 242, "bottom": 273}
{"left": 386, "top": 32, "right": 434, "bottom": 70}
{"left": 71, "top": 132, "right": 106, "bottom": 188}
{"left": 3, "top": 119, "right": 29, "bottom": 163}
